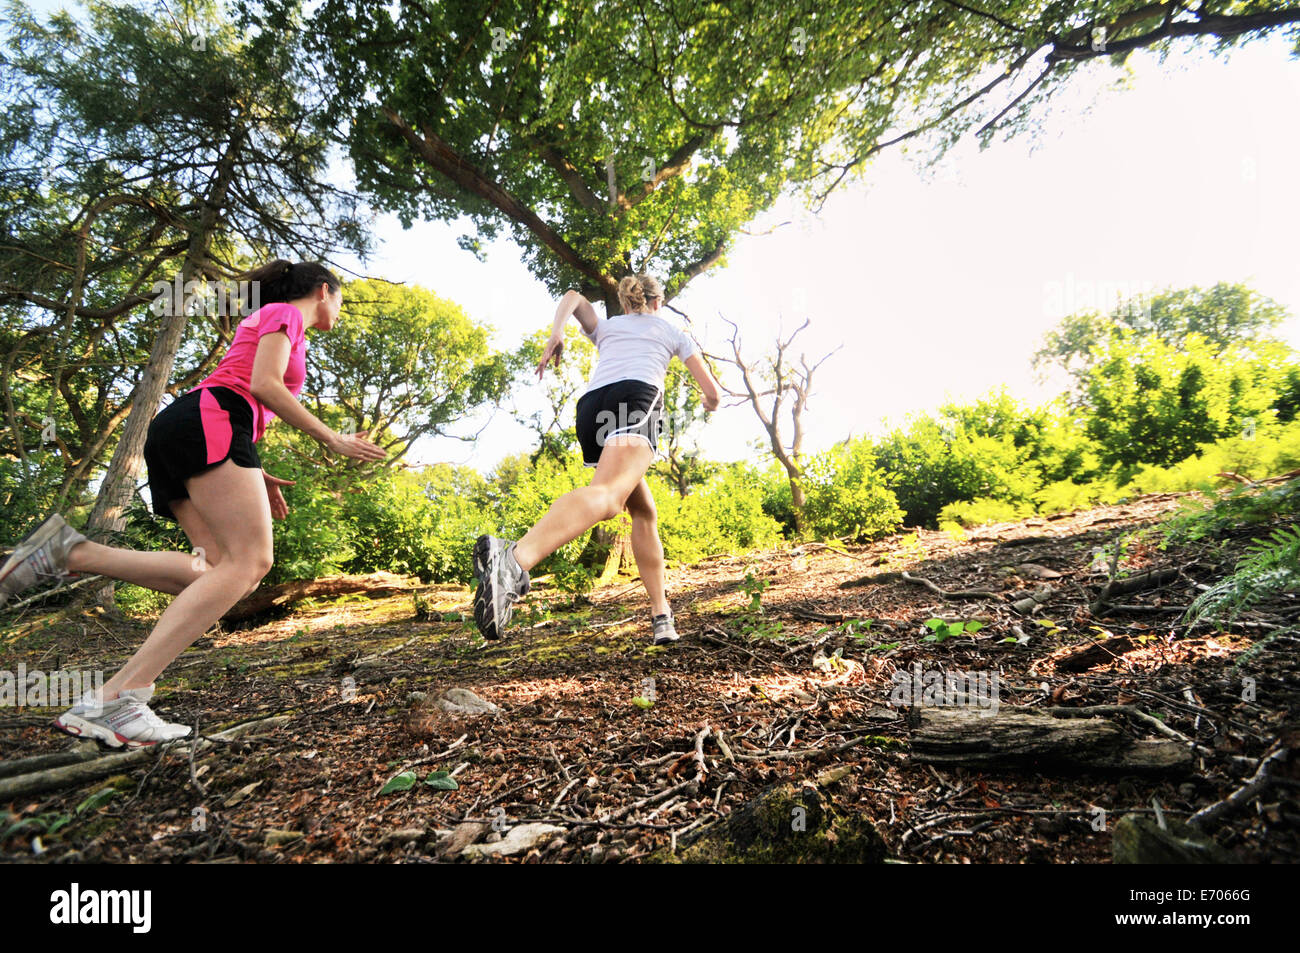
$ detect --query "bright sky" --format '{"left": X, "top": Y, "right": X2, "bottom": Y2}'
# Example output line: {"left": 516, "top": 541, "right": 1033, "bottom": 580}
{"left": 20, "top": 2, "right": 1300, "bottom": 474}
{"left": 343, "top": 36, "right": 1300, "bottom": 474}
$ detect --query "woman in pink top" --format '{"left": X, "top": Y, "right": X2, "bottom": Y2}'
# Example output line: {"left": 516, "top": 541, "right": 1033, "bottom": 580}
{"left": 0, "top": 260, "right": 385, "bottom": 747}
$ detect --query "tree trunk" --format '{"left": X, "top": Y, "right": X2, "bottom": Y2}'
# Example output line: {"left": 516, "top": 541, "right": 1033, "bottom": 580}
{"left": 84, "top": 305, "right": 193, "bottom": 545}
{"left": 224, "top": 571, "right": 420, "bottom": 621}
{"left": 85, "top": 135, "right": 244, "bottom": 601}
{"left": 909, "top": 708, "right": 1192, "bottom": 773}
{"left": 789, "top": 471, "right": 806, "bottom": 530}
{"left": 592, "top": 517, "right": 632, "bottom": 586}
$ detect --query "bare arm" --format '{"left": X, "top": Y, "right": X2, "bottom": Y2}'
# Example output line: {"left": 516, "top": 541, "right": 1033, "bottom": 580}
{"left": 555, "top": 289, "right": 599, "bottom": 337}
{"left": 536, "top": 290, "right": 598, "bottom": 379}
{"left": 250, "top": 333, "right": 386, "bottom": 461}
{"left": 683, "top": 352, "right": 721, "bottom": 412}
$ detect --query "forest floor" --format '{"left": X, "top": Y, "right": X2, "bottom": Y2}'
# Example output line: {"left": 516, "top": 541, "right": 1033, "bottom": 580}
{"left": 2, "top": 490, "right": 1298, "bottom": 863}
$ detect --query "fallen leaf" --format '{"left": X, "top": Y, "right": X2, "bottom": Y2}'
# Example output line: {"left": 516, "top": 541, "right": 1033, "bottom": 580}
{"left": 223, "top": 781, "right": 263, "bottom": 807}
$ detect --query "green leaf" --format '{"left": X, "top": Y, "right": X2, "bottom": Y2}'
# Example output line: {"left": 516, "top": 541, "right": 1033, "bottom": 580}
{"left": 379, "top": 771, "right": 418, "bottom": 795}
{"left": 76, "top": 788, "right": 117, "bottom": 814}
{"left": 631, "top": 696, "right": 655, "bottom": 709}
{"left": 1, "top": 817, "right": 39, "bottom": 840}
{"left": 965, "top": 621, "right": 985, "bottom": 633}
{"left": 924, "top": 618, "right": 945, "bottom": 631}
{"left": 866, "top": 641, "right": 900, "bottom": 652}
{"left": 424, "top": 771, "right": 459, "bottom": 791}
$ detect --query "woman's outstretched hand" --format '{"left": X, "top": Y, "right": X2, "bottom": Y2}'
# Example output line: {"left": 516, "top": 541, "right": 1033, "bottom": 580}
{"left": 326, "top": 429, "right": 388, "bottom": 462}
{"left": 262, "top": 469, "right": 295, "bottom": 520}
{"left": 536, "top": 334, "right": 564, "bottom": 379}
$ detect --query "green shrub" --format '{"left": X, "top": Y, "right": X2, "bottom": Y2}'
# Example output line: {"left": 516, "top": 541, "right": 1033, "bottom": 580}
{"left": 938, "top": 497, "right": 1035, "bottom": 530}
{"left": 654, "top": 463, "right": 782, "bottom": 563}
{"left": 1033, "top": 478, "right": 1124, "bottom": 514}
{"left": 800, "top": 439, "right": 904, "bottom": 542}
{"left": 872, "top": 393, "right": 1046, "bottom": 526}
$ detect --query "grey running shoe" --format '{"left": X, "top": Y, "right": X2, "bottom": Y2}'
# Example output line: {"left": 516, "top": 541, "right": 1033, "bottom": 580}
{"left": 651, "top": 611, "right": 679, "bottom": 645}
{"left": 0, "top": 513, "right": 88, "bottom": 607}
{"left": 472, "top": 535, "right": 530, "bottom": 640}
{"left": 53, "top": 685, "right": 191, "bottom": 748}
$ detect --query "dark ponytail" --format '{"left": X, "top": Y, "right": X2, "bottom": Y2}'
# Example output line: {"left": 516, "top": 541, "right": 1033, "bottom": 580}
{"left": 245, "top": 259, "right": 340, "bottom": 308}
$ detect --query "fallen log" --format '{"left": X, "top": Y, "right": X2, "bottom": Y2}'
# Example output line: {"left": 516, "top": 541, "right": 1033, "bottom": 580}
{"left": 909, "top": 707, "right": 1192, "bottom": 774}
{"left": 0, "top": 713, "right": 293, "bottom": 800}
{"left": 224, "top": 572, "right": 420, "bottom": 621}
{"left": 968, "top": 534, "right": 1058, "bottom": 547}
{"left": 0, "top": 742, "right": 103, "bottom": 780}
{"left": 0, "top": 746, "right": 156, "bottom": 801}
{"left": 1188, "top": 746, "right": 1290, "bottom": 830}
{"left": 1112, "top": 814, "right": 1237, "bottom": 863}
{"left": 1011, "top": 585, "right": 1055, "bottom": 615}
{"left": 1262, "top": 468, "right": 1300, "bottom": 485}
{"left": 837, "top": 571, "right": 997, "bottom": 599}
{"left": 1091, "top": 567, "right": 1180, "bottom": 616}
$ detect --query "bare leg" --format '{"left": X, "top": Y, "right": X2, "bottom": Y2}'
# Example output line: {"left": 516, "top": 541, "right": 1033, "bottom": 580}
{"left": 625, "top": 478, "right": 669, "bottom": 616}
{"left": 512, "top": 438, "right": 654, "bottom": 572}
{"left": 64, "top": 496, "right": 223, "bottom": 595}
{"left": 100, "top": 461, "right": 273, "bottom": 699}
{"left": 66, "top": 544, "right": 210, "bottom": 596}
{"left": 172, "top": 498, "right": 259, "bottom": 600}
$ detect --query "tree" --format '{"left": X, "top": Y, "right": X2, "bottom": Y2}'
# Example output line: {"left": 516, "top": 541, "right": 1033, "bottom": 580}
{"left": 510, "top": 324, "right": 595, "bottom": 466}
{"left": 870, "top": 391, "right": 1063, "bottom": 527}
{"left": 240, "top": 0, "right": 1299, "bottom": 312}
{"left": 305, "top": 278, "right": 513, "bottom": 469}
{"left": 0, "top": 0, "right": 369, "bottom": 542}
{"left": 711, "top": 316, "right": 840, "bottom": 532}
{"left": 1035, "top": 282, "right": 1291, "bottom": 390}
{"left": 1082, "top": 331, "right": 1292, "bottom": 472}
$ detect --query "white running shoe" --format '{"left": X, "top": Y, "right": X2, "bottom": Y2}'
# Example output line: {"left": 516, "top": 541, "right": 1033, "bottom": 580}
{"left": 0, "top": 513, "right": 88, "bottom": 606}
{"left": 651, "top": 611, "right": 680, "bottom": 645}
{"left": 53, "top": 685, "right": 192, "bottom": 748}
{"left": 472, "top": 534, "right": 530, "bottom": 640}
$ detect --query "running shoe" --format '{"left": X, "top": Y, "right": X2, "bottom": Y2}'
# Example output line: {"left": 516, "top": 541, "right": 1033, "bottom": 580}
{"left": 472, "top": 534, "right": 530, "bottom": 640}
{"left": 0, "top": 513, "right": 88, "bottom": 607}
{"left": 53, "top": 685, "right": 191, "bottom": 748}
{"left": 651, "top": 611, "right": 680, "bottom": 645}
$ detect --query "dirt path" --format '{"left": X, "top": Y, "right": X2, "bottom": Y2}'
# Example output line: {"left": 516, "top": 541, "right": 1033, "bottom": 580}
{"left": 2, "top": 491, "right": 1296, "bottom": 863}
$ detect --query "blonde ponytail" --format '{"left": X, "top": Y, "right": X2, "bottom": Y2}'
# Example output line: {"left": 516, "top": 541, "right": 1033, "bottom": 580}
{"left": 616, "top": 273, "right": 665, "bottom": 314}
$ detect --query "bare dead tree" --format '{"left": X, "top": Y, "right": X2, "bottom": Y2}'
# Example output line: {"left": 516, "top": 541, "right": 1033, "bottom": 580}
{"left": 708, "top": 316, "right": 841, "bottom": 532}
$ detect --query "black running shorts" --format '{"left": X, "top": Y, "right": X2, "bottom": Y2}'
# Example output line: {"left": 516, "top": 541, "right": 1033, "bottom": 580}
{"left": 143, "top": 386, "right": 261, "bottom": 521}
{"left": 574, "top": 379, "right": 665, "bottom": 468}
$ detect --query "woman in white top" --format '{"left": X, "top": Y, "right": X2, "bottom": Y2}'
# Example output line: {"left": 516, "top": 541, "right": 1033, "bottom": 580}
{"left": 472, "top": 274, "right": 721, "bottom": 644}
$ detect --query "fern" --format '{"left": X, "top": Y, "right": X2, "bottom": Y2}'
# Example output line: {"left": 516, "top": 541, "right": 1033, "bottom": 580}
{"left": 1163, "top": 478, "right": 1300, "bottom": 545}
{"left": 1185, "top": 524, "right": 1300, "bottom": 629}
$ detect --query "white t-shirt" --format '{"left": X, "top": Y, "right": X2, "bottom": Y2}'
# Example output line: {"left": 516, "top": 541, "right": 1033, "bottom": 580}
{"left": 580, "top": 311, "right": 699, "bottom": 395}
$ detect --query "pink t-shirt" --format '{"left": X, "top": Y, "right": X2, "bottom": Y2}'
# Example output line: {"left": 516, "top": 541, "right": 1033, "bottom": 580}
{"left": 191, "top": 302, "right": 307, "bottom": 442}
